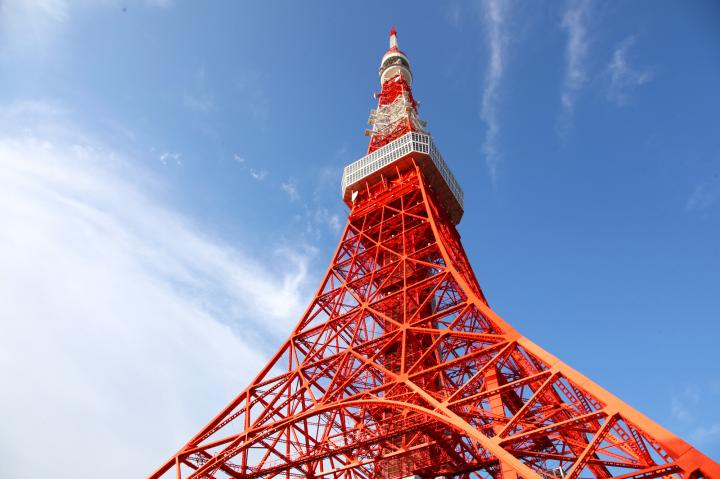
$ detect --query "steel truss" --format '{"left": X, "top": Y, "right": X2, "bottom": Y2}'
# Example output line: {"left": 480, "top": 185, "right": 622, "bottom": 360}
{"left": 149, "top": 165, "right": 719, "bottom": 479}
{"left": 149, "top": 26, "right": 718, "bottom": 479}
{"left": 367, "top": 74, "right": 425, "bottom": 153}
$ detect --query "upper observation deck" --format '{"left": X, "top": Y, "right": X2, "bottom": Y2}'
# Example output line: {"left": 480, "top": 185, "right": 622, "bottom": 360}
{"left": 341, "top": 132, "right": 464, "bottom": 224}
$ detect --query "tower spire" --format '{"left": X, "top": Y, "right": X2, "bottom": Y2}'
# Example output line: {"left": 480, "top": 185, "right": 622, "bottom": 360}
{"left": 367, "top": 28, "right": 426, "bottom": 155}
{"left": 379, "top": 25, "right": 411, "bottom": 86}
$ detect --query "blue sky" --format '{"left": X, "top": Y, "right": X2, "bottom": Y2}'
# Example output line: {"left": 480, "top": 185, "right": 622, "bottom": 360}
{"left": 0, "top": 1, "right": 718, "bottom": 476}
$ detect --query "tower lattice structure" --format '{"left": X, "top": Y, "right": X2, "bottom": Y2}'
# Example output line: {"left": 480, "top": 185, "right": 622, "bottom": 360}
{"left": 150, "top": 28, "right": 719, "bottom": 479}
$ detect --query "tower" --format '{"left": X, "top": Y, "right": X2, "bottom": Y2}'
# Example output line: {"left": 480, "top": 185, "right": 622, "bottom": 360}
{"left": 149, "top": 28, "right": 719, "bottom": 479}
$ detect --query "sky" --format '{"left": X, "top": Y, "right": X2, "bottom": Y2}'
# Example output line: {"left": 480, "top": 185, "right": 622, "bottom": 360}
{"left": 0, "top": 1, "right": 718, "bottom": 477}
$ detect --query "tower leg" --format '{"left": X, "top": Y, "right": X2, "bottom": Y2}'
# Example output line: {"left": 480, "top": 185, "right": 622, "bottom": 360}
{"left": 485, "top": 367, "right": 519, "bottom": 479}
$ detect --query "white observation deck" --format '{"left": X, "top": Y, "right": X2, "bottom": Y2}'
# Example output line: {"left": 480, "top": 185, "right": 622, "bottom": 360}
{"left": 341, "top": 132, "right": 464, "bottom": 224}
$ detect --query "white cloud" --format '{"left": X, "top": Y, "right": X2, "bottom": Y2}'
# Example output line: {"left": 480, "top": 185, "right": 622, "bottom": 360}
{"left": 0, "top": 98, "right": 68, "bottom": 117}
{"left": 229, "top": 153, "right": 269, "bottom": 182}
{"left": 690, "top": 423, "right": 720, "bottom": 443}
{"left": 0, "top": 1, "right": 176, "bottom": 60}
{"left": 159, "top": 150, "right": 181, "bottom": 165}
{"left": 290, "top": 202, "right": 344, "bottom": 241}
{"left": 480, "top": 0, "right": 506, "bottom": 184}
{"left": 669, "top": 383, "right": 720, "bottom": 451}
{"left": 236, "top": 70, "right": 270, "bottom": 123}
{"left": 281, "top": 179, "right": 300, "bottom": 201}
{"left": 146, "top": 0, "right": 174, "bottom": 7}
{"left": 559, "top": 0, "right": 591, "bottom": 135}
{"left": 0, "top": 0, "right": 70, "bottom": 56}
{"left": 687, "top": 177, "right": 719, "bottom": 212}
{"left": 606, "top": 36, "right": 653, "bottom": 106}
{"left": 0, "top": 104, "right": 313, "bottom": 477}
{"left": 313, "top": 207, "right": 342, "bottom": 234}
{"left": 182, "top": 90, "right": 214, "bottom": 112}
{"left": 671, "top": 393, "right": 694, "bottom": 423}
{"left": 279, "top": 163, "right": 346, "bottom": 241}
{"left": 446, "top": 2, "right": 462, "bottom": 28}
{"left": 182, "top": 67, "right": 215, "bottom": 113}
{"left": 250, "top": 168, "right": 268, "bottom": 180}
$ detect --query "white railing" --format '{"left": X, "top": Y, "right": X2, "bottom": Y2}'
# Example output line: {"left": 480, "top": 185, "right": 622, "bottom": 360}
{"left": 341, "top": 132, "right": 464, "bottom": 209}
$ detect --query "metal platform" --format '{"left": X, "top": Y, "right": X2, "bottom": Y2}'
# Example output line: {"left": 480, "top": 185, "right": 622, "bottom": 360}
{"left": 341, "top": 132, "right": 464, "bottom": 223}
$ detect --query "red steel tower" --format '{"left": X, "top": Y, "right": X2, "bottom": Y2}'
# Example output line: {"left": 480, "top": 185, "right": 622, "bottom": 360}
{"left": 149, "top": 28, "right": 719, "bottom": 479}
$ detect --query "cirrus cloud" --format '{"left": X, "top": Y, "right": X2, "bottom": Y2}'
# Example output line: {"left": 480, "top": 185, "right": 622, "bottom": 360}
{"left": 0, "top": 102, "right": 313, "bottom": 478}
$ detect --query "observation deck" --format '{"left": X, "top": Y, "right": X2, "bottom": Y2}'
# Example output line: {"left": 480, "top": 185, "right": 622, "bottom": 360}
{"left": 341, "top": 132, "right": 464, "bottom": 224}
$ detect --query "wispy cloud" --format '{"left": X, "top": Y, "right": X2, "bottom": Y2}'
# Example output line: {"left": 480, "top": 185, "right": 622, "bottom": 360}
{"left": 281, "top": 160, "right": 346, "bottom": 240}
{"left": 606, "top": 35, "right": 653, "bottom": 106}
{"left": 230, "top": 152, "right": 269, "bottom": 181}
{"left": 446, "top": 2, "right": 462, "bottom": 28}
{"left": 183, "top": 90, "right": 214, "bottom": 112}
{"left": 236, "top": 70, "right": 270, "bottom": 123}
{"left": 0, "top": 0, "right": 70, "bottom": 57}
{"left": 559, "top": 0, "right": 592, "bottom": 136}
{"left": 183, "top": 67, "right": 215, "bottom": 113}
{"left": 0, "top": 1, "right": 173, "bottom": 60}
{"left": 314, "top": 207, "right": 342, "bottom": 233}
{"left": 671, "top": 386, "right": 698, "bottom": 423}
{"left": 250, "top": 168, "right": 268, "bottom": 180}
{"left": 146, "top": 0, "right": 174, "bottom": 7}
{"left": 159, "top": 150, "right": 181, "bottom": 165}
{"left": 690, "top": 423, "right": 720, "bottom": 443}
{"left": 480, "top": 0, "right": 507, "bottom": 184}
{"left": 281, "top": 179, "right": 300, "bottom": 201}
{"left": 294, "top": 205, "right": 343, "bottom": 239}
{"left": 0, "top": 99, "right": 68, "bottom": 118}
{"left": 686, "top": 176, "right": 720, "bottom": 212}
{"left": 0, "top": 103, "right": 313, "bottom": 477}
{"left": 669, "top": 383, "right": 720, "bottom": 450}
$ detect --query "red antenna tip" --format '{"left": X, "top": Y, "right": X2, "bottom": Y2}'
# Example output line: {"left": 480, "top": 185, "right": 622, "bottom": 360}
{"left": 390, "top": 25, "right": 397, "bottom": 37}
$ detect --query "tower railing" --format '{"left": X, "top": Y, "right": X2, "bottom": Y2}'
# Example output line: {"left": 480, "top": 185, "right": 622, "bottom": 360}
{"left": 341, "top": 132, "right": 464, "bottom": 212}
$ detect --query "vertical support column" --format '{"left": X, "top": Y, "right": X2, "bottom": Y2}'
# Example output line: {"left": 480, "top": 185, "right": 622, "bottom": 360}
{"left": 485, "top": 367, "right": 519, "bottom": 479}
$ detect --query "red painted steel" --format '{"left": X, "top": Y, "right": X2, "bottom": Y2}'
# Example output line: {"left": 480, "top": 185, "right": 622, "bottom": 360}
{"left": 367, "top": 74, "right": 418, "bottom": 154}
{"left": 149, "top": 29, "right": 719, "bottom": 479}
